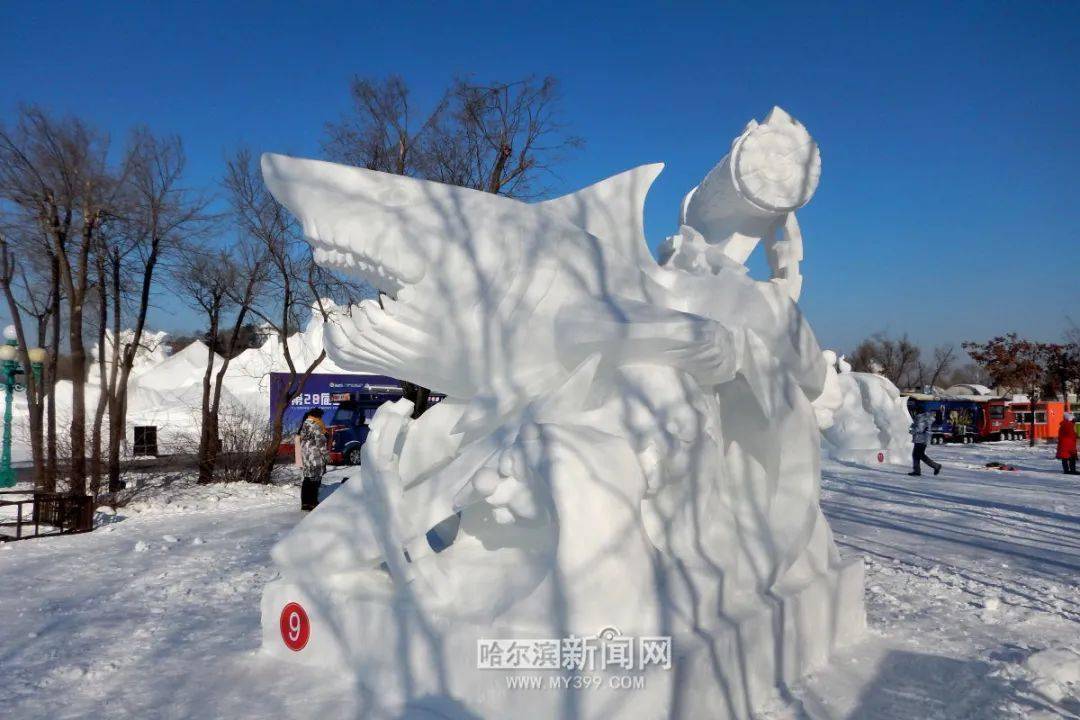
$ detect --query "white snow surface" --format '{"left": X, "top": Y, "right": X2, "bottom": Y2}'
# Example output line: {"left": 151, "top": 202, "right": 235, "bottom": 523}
{"left": 1, "top": 442, "right": 1077, "bottom": 719}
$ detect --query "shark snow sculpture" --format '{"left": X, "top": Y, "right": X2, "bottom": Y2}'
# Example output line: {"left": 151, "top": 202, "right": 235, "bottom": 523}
{"left": 258, "top": 107, "right": 865, "bottom": 720}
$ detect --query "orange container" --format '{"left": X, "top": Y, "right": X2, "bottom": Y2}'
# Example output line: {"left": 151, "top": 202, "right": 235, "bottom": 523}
{"left": 1008, "top": 401, "right": 1065, "bottom": 439}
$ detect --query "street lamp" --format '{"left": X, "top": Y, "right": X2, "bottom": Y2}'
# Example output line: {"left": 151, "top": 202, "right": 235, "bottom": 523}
{"left": 0, "top": 325, "right": 45, "bottom": 488}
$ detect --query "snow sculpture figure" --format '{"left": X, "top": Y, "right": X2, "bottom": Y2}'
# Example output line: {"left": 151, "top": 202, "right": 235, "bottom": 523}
{"left": 259, "top": 107, "right": 865, "bottom": 719}
{"left": 817, "top": 351, "right": 914, "bottom": 465}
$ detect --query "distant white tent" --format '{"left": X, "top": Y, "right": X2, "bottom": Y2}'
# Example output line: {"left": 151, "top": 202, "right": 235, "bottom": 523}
{"left": 10, "top": 301, "right": 376, "bottom": 462}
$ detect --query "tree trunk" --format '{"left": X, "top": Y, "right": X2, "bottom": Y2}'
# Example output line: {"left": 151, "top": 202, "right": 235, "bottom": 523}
{"left": 106, "top": 403, "right": 123, "bottom": 487}
{"left": 487, "top": 142, "right": 512, "bottom": 194}
{"left": 197, "top": 309, "right": 220, "bottom": 484}
{"left": 107, "top": 378, "right": 131, "bottom": 493}
{"left": 68, "top": 310, "right": 87, "bottom": 495}
{"left": 256, "top": 394, "right": 291, "bottom": 486}
{"left": 45, "top": 254, "right": 60, "bottom": 492}
{"left": 254, "top": 353, "right": 325, "bottom": 484}
{"left": 199, "top": 270, "right": 257, "bottom": 484}
{"left": 90, "top": 258, "right": 108, "bottom": 495}
{"left": 108, "top": 237, "right": 160, "bottom": 492}
{"left": 197, "top": 413, "right": 220, "bottom": 485}
{"left": 57, "top": 212, "right": 94, "bottom": 497}
{"left": 105, "top": 250, "right": 124, "bottom": 492}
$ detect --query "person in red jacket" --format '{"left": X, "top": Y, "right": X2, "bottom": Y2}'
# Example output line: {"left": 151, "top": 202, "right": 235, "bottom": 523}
{"left": 1057, "top": 412, "right": 1077, "bottom": 475}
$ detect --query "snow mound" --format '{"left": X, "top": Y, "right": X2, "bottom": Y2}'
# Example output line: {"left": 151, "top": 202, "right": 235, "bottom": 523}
{"left": 132, "top": 340, "right": 220, "bottom": 393}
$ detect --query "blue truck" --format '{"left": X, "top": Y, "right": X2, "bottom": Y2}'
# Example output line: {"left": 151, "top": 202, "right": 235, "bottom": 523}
{"left": 273, "top": 373, "right": 444, "bottom": 465}
{"left": 906, "top": 396, "right": 983, "bottom": 444}
{"left": 325, "top": 387, "right": 443, "bottom": 464}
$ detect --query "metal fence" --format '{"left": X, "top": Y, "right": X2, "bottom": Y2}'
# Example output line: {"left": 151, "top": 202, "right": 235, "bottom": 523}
{"left": 0, "top": 491, "right": 94, "bottom": 541}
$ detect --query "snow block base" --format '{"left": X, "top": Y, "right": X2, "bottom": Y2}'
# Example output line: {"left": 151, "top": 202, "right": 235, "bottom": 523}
{"left": 827, "top": 448, "right": 908, "bottom": 467}
{"left": 260, "top": 557, "right": 865, "bottom": 719}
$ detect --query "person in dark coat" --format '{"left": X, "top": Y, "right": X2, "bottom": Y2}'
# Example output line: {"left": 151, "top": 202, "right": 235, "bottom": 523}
{"left": 909, "top": 410, "right": 942, "bottom": 477}
{"left": 298, "top": 408, "right": 330, "bottom": 510}
{"left": 1056, "top": 412, "right": 1078, "bottom": 475}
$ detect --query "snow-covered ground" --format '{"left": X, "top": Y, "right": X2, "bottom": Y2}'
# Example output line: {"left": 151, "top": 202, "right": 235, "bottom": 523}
{"left": 1, "top": 442, "right": 1078, "bottom": 719}
{"left": 762, "top": 441, "right": 1080, "bottom": 719}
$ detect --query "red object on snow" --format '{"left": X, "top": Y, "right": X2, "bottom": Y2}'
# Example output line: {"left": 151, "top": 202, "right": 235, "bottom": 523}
{"left": 1056, "top": 418, "right": 1077, "bottom": 459}
{"left": 877, "top": 452, "right": 885, "bottom": 463}
{"left": 279, "top": 602, "right": 310, "bottom": 651}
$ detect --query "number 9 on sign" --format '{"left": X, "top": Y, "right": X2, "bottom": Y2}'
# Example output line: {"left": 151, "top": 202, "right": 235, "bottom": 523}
{"left": 279, "top": 602, "right": 310, "bottom": 651}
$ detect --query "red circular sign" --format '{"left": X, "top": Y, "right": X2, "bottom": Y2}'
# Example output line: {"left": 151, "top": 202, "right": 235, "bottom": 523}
{"left": 279, "top": 602, "right": 310, "bottom": 651}
{"left": 877, "top": 452, "right": 885, "bottom": 463}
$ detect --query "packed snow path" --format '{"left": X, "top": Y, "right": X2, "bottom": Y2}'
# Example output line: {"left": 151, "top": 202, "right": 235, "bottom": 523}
{"left": 2, "top": 447, "right": 1078, "bottom": 719}
{"left": 768, "top": 442, "right": 1080, "bottom": 719}
{"left": 826, "top": 442, "right": 1080, "bottom": 625}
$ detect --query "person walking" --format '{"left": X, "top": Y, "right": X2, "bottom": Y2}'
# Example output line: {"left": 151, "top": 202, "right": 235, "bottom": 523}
{"left": 298, "top": 408, "right": 330, "bottom": 510}
{"left": 909, "top": 409, "right": 942, "bottom": 477}
{"left": 1056, "top": 412, "right": 1078, "bottom": 475}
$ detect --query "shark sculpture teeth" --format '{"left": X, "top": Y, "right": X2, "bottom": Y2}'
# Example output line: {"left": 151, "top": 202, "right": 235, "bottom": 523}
{"left": 312, "top": 244, "right": 408, "bottom": 295}
{"left": 261, "top": 153, "right": 426, "bottom": 293}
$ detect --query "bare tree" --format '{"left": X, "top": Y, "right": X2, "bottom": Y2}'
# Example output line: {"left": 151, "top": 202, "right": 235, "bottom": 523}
{"left": 1062, "top": 319, "right": 1080, "bottom": 411}
{"left": 323, "top": 75, "right": 447, "bottom": 176}
{"left": 88, "top": 237, "right": 113, "bottom": 494}
{"left": 0, "top": 108, "right": 128, "bottom": 495}
{"left": 917, "top": 344, "right": 956, "bottom": 390}
{"left": 326, "top": 75, "right": 581, "bottom": 200}
{"left": 849, "top": 332, "right": 922, "bottom": 388}
{"left": 176, "top": 244, "right": 265, "bottom": 483}
{"left": 99, "top": 129, "right": 209, "bottom": 493}
{"left": 224, "top": 149, "right": 361, "bottom": 484}
{"left": 429, "top": 76, "right": 582, "bottom": 198}
{"left": 44, "top": 235, "right": 61, "bottom": 482}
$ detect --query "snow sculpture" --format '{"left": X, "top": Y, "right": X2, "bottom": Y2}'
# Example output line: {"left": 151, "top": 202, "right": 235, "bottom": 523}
{"left": 258, "top": 107, "right": 864, "bottom": 719}
{"left": 817, "top": 352, "right": 914, "bottom": 465}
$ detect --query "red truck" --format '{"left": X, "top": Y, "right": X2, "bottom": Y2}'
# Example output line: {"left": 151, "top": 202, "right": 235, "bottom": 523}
{"left": 979, "top": 398, "right": 1022, "bottom": 440}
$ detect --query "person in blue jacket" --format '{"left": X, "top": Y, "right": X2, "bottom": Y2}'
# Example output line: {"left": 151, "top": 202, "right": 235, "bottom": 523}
{"left": 909, "top": 410, "right": 943, "bottom": 477}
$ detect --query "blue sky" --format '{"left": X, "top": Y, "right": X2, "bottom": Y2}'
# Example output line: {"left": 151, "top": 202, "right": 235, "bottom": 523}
{"left": 1, "top": 0, "right": 1077, "bottom": 352}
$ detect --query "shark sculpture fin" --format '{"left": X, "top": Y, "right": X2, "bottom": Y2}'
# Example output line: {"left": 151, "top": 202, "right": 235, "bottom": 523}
{"left": 537, "top": 163, "right": 663, "bottom": 271}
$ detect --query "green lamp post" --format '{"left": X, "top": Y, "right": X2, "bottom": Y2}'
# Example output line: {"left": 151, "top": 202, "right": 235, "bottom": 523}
{"left": 0, "top": 325, "right": 45, "bottom": 489}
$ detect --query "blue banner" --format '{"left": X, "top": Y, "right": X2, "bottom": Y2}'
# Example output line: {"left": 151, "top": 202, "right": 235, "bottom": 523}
{"left": 270, "top": 373, "right": 404, "bottom": 434}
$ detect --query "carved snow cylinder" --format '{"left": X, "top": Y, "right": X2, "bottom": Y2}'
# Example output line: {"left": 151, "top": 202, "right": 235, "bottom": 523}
{"left": 681, "top": 106, "right": 821, "bottom": 265}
